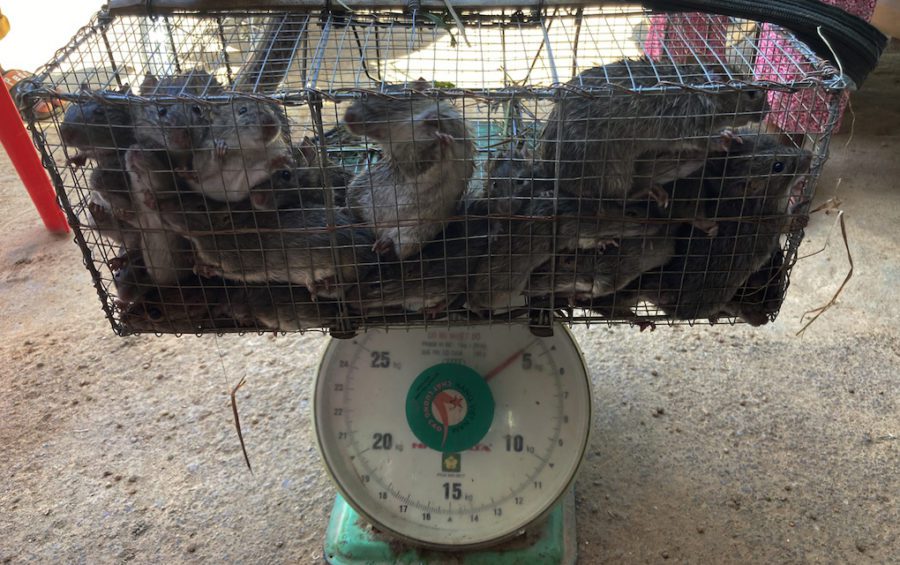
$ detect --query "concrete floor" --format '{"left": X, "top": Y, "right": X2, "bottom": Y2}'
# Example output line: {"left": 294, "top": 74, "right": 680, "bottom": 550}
{"left": 0, "top": 49, "right": 898, "bottom": 565}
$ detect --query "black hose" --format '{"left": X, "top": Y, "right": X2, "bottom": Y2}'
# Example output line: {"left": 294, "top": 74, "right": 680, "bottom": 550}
{"left": 636, "top": 0, "right": 888, "bottom": 87}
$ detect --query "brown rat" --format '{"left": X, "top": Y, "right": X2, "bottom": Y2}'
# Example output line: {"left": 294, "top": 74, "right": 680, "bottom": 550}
{"left": 344, "top": 80, "right": 476, "bottom": 259}
{"left": 538, "top": 57, "right": 768, "bottom": 203}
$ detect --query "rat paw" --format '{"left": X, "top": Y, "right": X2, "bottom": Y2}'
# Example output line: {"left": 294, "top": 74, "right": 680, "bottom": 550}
{"left": 421, "top": 300, "right": 448, "bottom": 319}
{"left": 108, "top": 255, "right": 128, "bottom": 272}
{"left": 67, "top": 152, "right": 89, "bottom": 168}
{"left": 434, "top": 131, "right": 456, "bottom": 146}
{"left": 214, "top": 139, "right": 228, "bottom": 159}
{"left": 372, "top": 237, "right": 395, "bottom": 256}
{"left": 596, "top": 239, "right": 619, "bottom": 252}
{"left": 718, "top": 128, "right": 744, "bottom": 151}
{"left": 176, "top": 167, "right": 199, "bottom": 182}
{"left": 693, "top": 219, "right": 719, "bottom": 237}
{"left": 648, "top": 184, "right": 670, "bottom": 209}
{"left": 193, "top": 263, "right": 221, "bottom": 279}
{"left": 141, "top": 191, "right": 158, "bottom": 210}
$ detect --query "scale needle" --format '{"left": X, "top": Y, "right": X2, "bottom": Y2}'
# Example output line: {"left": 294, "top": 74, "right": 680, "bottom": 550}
{"left": 484, "top": 339, "right": 538, "bottom": 381}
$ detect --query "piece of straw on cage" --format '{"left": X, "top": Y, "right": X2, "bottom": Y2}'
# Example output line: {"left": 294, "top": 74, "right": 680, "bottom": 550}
{"left": 20, "top": 2, "right": 869, "bottom": 336}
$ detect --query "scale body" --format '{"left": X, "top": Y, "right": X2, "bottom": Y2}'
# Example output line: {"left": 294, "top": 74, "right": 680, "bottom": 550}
{"left": 313, "top": 324, "right": 592, "bottom": 563}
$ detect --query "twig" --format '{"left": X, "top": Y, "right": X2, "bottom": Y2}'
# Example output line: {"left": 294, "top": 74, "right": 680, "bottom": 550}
{"left": 230, "top": 376, "right": 253, "bottom": 473}
{"left": 796, "top": 209, "right": 853, "bottom": 336}
{"left": 797, "top": 194, "right": 843, "bottom": 260}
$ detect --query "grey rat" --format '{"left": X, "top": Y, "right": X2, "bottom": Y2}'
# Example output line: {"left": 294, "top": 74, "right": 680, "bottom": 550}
{"left": 60, "top": 86, "right": 136, "bottom": 213}
{"left": 525, "top": 232, "right": 677, "bottom": 302}
{"left": 154, "top": 189, "right": 377, "bottom": 297}
{"left": 467, "top": 192, "right": 656, "bottom": 312}
{"left": 344, "top": 80, "right": 476, "bottom": 259}
{"left": 538, "top": 57, "right": 768, "bottom": 203}
{"left": 130, "top": 70, "right": 224, "bottom": 167}
{"left": 632, "top": 130, "right": 812, "bottom": 320}
{"left": 480, "top": 147, "right": 544, "bottom": 216}
{"left": 249, "top": 137, "right": 351, "bottom": 210}
{"left": 123, "top": 146, "right": 200, "bottom": 287}
{"left": 185, "top": 96, "right": 292, "bottom": 203}
{"left": 229, "top": 285, "right": 340, "bottom": 331}
{"left": 119, "top": 282, "right": 240, "bottom": 333}
{"left": 716, "top": 248, "right": 786, "bottom": 326}
{"left": 346, "top": 210, "right": 491, "bottom": 316}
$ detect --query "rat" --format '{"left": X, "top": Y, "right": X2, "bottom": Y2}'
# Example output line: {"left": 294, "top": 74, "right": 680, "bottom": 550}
{"left": 344, "top": 79, "right": 476, "bottom": 259}
{"left": 184, "top": 96, "right": 292, "bottom": 203}
{"left": 525, "top": 231, "right": 677, "bottom": 303}
{"left": 123, "top": 145, "right": 200, "bottom": 288}
{"left": 249, "top": 137, "right": 351, "bottom": 210}
{"left": 632, "top": 130, "right": 812, "bottom": 320}
{"left": 84, "top": 192, "right": 140, "bottom": 246}
{"left": 538, "top": 57, "right": 768, "bottom": 203}
{"left": 119, "top": 281, "right": 241, "bottom": 333}
{"left": 60, "top": 85, "right": 137, "bottom": 213}
{"left": 229, "top": 285, "right": 340, "bottom": 331}
{"left": 479, "top": 147, "right": 544, "bottom": 216}
{"left": 716, "top": 248, "right": 787, "bottom": 326}
{"left": 467, "top": 187, "right": 663, "bottom": 312}
{"left": 153, "top": 189, "right": 378, "bottom": 297}
{"left": 346, "top": 210, "right": 491, "bottom": 317}
{"left": 130, "top": 70, "right": 224, "bottom": 168}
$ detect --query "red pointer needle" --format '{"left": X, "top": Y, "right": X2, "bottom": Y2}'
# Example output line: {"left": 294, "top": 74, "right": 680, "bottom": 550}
{"left": 484, "top": 339, "right": 538, "bottom": 381}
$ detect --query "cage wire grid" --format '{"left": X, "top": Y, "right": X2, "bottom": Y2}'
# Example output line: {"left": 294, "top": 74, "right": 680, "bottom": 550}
{"left": 23, "top": 6, "right": 845, "bottom": 336}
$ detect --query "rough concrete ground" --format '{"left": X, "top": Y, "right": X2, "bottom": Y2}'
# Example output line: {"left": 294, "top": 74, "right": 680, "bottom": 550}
{"left": 0, "top": 51, "right": 898, "bottom": 565}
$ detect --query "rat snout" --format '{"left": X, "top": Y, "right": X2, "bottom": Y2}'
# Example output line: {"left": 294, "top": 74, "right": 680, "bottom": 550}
{"left": 342, "top": 106, "right": 365, "bottom": 134}
{"left": 165, "top": 128, "right": 192, "bottom": 150}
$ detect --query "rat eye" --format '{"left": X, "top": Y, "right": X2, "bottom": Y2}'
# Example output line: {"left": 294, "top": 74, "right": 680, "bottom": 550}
{"left": 279, "top": 170, "right": 292, "bottom": 181}
{"left": 772, "top": 161, "right": 785, "bottom": 173}
{"left": 515, "top": 179, "right": 526, "bottom": 186}
{"left": 191, "top": 105, "right": 202, "bottom": 115}
{"left": 238, "top": 106, "right": 248, "bottom": 115}
{"left": 157, "top": 107, "right": 168, "bottom": 117}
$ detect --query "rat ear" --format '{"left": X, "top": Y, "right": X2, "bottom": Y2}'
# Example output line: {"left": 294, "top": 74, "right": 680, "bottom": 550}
{"left": 118, "top": 83, "right": 132, "bottom": 95}
{"left": 410, "top": 77, "right": 430, "bottom": 92}
{"left": 140, "top": 73, "right": 159, "bottom": 95}
{"left": 298, "top": 136, "right": 318, "bottom": 165}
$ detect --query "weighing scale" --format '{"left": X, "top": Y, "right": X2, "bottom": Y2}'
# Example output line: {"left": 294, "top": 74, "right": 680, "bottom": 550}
{"left": 314, "top": 323, "right": 592, "bottom": 564}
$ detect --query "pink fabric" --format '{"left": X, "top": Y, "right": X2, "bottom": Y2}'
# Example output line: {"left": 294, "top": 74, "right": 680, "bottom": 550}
{"left": 644, "top": 14, "right": 729, "bottom": 63}
{"left": 643, "top": 2, "right": 877, "bottom": 134}
{"left": 755, "top": 0, "right": 876, "bottom": 133}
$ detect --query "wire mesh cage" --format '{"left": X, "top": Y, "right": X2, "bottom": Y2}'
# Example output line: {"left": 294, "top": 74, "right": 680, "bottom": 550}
{"left": 23, "top": 2, "right": 848, "bottom": 336}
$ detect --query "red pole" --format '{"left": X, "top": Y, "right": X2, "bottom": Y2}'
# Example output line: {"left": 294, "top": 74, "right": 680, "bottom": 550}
{"left": 0, "top": 81, "right": 69, "bottom": 233}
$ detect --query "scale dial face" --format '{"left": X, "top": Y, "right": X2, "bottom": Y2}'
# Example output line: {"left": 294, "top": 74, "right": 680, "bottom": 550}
{"left": 314, "top": 324, "right": 592, "bottom": 549}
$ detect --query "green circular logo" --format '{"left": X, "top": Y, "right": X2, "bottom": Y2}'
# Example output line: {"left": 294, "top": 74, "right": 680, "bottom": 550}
{"left": 405, "top": 363, "right": 494, "bottom": 453}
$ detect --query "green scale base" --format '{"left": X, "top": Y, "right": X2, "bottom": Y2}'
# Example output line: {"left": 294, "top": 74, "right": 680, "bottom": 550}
{"left": 323, "top": 489, "right": 576, "bottom": 565}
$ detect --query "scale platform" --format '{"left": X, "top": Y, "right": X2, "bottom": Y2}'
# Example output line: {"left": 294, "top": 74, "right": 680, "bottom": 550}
{"left": 324, "top": 488, "right": 576, "bottom": 564}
